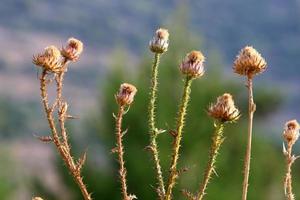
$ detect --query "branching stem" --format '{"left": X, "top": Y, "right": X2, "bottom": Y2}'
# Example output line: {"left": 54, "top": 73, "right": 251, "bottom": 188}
{"left": 40, "top": 69, "right": 91, "bottom": 200}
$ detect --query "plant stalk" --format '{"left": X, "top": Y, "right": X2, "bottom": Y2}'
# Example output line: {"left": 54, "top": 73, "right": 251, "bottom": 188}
{"left": 56, "top": 67, "right": 71, "bottom": 152}
{"left": 197, "top": 122, "right": 225, "bottom": 200}
{"left": 284, "top": 144, "right": 295, "bottom": 200}
{"left": 165, "top": 76, "right": 193, "bottom": 200}
{"left": 115, "top": 106, "right": 130, "bottom": 200}
{"left": 40, "top": 70, "right": 91, "bottom": 200}
{"left": 242, "top": 76, "right": 255, "bottom": 200}
{"left": 148, "top": 53, "right": 166, "bottom": 198}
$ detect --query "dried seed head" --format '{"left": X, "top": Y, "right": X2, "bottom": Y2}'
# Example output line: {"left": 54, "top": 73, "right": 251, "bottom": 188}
{"left": 149, "top": 28, "right": 169, "bottom": 54}
{"left": 32, "top": 197, "right": 44, "bottom": 200}
{"left": 233, "top": 46, "right": 267, "bottom": 78}
{"left": 115, "top": 83, "right": 137, "bottom": 106}
{"left": 208, "top": 93, "right": 240, "bottom": 123}
{"left": 283, "top": 119, "right": 300, "bottom": 146}
{"left": 33, "top": 45, "right": 62, "bottom": 73}
{"left": 61, "top": 37, "right": 83, "bottom": 61}
{"left": 180, "top": 50, "right": 205, "bottom": 78}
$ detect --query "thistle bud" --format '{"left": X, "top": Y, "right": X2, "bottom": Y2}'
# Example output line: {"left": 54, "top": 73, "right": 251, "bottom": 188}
{"left": 149, "top": 28, "right": 169, "bottom": 54}
{"left": 233, "top": 46, "right": 267, "bottom": 78}
{"left": 61, "top": 37, "right": 83, "bottom": 61}
{"left": 33, "top": 45, "right": 62, "bottom": 73}
{"left": 208, "top": 93, "right": 240, "bottom": 123}
{"left": 180, "top": 50, "right": 205, "bottom": 78}
{"left": 59, "top": 102, "right": 68, "bottom": 116}
{"left": 283, "top": 119, "right": 300, "bottom": 146}
{"left": 115, "top": 83, "right": 137, "bottom": 106}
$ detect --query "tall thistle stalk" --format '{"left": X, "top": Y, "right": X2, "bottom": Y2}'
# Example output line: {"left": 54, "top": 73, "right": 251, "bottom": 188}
{"left": 197, "top": 122, "right": 224, "bottom": 200}
{"left": 147, "top": 28, "right": 169, "bottom": 199}
{"left": 242, "top": 75, "right": 255, "bottom": 200}
{"left": 165, "top": 51, "right": 205, "bottom": 200}
{"left": 233, "top": 46, "right": 267, "bottom": 200}
{"left": 197, "top": 94, "right": 240, "bottom": 200}
{"left": 282, "top": 120, "right": 300, "bottom": 200}
{"left": 182, "top": 93, "right": 240, "bottom": 200}
{"left": 33, "top": 39, "right": 92, "bottom": 200}
{"left": 114, "top": 83, "right": 138, "bottom": 200}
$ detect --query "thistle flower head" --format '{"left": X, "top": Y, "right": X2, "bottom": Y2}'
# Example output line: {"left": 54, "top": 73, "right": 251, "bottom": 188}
{"left": 149, "top": 28, "right": 169, "bottom": 54}
{"left": 283, "top": 119, "right": 300, "bottom": 146}
{"left": 180, "top": 50, "right": 205, "bottom": 78}
{"left": 233, "top": 46, "right": 267, "bottom": 78}
{"left": 33, "top": 45, "right": 62, "bottom": 73}
{"left": 61, "top": 37, "right": 83, "bottom": 61}
{"left": 208, "top": 93, "right": 240, "bottom": 123}
{"left": 115, "top": 83, "right": 137, "bottom": 106}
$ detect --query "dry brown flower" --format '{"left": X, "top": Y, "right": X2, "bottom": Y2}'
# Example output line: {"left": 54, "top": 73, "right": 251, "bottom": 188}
{"left": 116, "top": 83, "right": 137, "bottom": 106}
{"left": 233, "top": 46, "right": 267, "bottom": 77}
{"left": 33, "top": 45, "right": 62, "bottom": 73}
{"left": 149, "top": 28, "right": 169, "bottom": 54}
{"left": 208, "top": 93, "right": 240, "bottom": 123}
{"left": 283, "top": 119, "right": 300, "bottom": 146}
{"left": 61, "top": 37, "right": 83, "bottom": 61}
{"left": 180, "top": 50, "right": 205, "bottom": 78}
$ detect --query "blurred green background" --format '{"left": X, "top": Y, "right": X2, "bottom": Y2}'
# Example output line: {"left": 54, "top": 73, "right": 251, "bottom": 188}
{"left": 0, "top": 1, "right": 299, "bottom": 200}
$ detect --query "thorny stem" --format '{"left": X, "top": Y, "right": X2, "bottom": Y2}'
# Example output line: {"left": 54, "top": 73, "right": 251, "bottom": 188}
{"left": 165, "top": 76, "right": 193, "bottom": 200}
{"left": 40, "top": 70, "right": 91, "bottom": 200}
{"left": 242, "top": 76, "right": 255, "bottom": 200}
{"left": 148, "top": 53, "right": 166, "bottom": 198}
{"left": 56, "top": 59, "right": 70, "bottom": 151}
{"left": 115, "top": 106, "right": 130, "bottom": 200}
{"left": 284, "top": 144, "right": 295, "bottom": 200}
{"left": 197, "top": 122, "right": 225, "bottom": 200}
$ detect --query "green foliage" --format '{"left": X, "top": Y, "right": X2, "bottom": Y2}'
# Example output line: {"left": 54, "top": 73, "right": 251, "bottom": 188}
{"left": 0, "top": 98, "right": 38, "bottom": 139}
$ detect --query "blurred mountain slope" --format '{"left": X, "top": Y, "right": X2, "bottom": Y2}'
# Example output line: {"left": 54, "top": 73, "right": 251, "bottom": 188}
{"left": 1, "top": 0, "right": 300, "bottom": 80}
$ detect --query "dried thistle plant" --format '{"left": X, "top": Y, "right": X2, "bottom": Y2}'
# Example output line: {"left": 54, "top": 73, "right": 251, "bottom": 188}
{"left": 197, "top": 94, "right": 239, "bottom": 200}
{"left": 113, "top": 83, "right": 137, "bottom": 200}
{"left": 33, "top": 38, "right": 92, "bottom": 200}
{"left": 147, "top": 28, "right": 169, "bottom": 199}
{"left": 282, "top": 119, "right": 300, "bottom": 200}
{"left": 165, "top": 50, "right": 205, "bottom": 200}
{"left": 233, "top": 46, "right": 267, "bottom": 200}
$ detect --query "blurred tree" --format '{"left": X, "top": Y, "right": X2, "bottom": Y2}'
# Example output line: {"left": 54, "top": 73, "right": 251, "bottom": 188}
{"left": 0, "top": 98, "right": 38, "bottom": 139}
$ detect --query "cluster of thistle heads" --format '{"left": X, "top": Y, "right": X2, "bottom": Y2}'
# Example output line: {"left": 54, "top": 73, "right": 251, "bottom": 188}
{"left": 116, "top": 28, "right": 269, "bottom": 123}
{"left": 148, "top": 28, "right": 300, "bottom": 141}
{"left": 33, "top": 37, "right": 83, "bottom": 73}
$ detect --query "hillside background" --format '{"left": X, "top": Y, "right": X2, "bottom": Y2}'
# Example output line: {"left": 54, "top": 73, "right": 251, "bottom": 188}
{"left": 0, "top": 0, "right": 299, "bottom": 199}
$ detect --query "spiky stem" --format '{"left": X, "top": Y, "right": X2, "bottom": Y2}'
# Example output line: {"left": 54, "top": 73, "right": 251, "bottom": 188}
{"left": 115, "top": 106, "right": 130, "bottom": 200}
{"left": 284, "top": 144, "right": 295, "bottom": 200}
{"left": 40, "top": 70, "right": 91, "bottom": 200}
{"left": 242, "top": 76, "right": 255, "bottom": 200}
{"left": 197, "top": 122, "right": 225, "bottom": 200}
{"left": 148, "top": 53, "right": 166, "bottom": 199}
{"left": 55, "top": 59, "right": 70, "bottom": 150}
{"left": 165, "top": 76, "right": 193, "bottom": 200}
